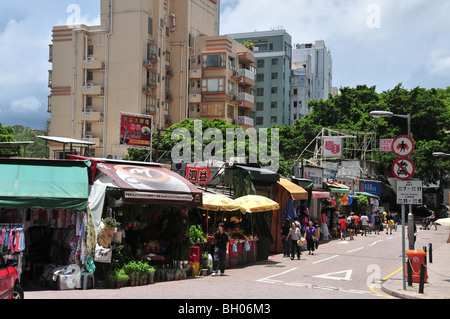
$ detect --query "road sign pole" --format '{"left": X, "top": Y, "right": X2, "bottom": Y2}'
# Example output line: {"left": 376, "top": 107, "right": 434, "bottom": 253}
{"left": 402, "top": 204, "right": 406, "bottom": 290}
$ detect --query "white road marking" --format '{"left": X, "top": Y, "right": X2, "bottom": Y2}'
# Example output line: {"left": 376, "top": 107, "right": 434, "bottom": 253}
{"left": 256, "top": 268, "right": 298, "bottom": 283}
{"left": 312, "top": 269, "right": 353, "bottom": 281}
{"left": 369, "top": 240, "right": 383, "bottom": 246}
{"left": 312, "top": 255, "right": 339, "bottom": 264}
{"left": 347, "top": 247, "right": 364, "bottom": 253}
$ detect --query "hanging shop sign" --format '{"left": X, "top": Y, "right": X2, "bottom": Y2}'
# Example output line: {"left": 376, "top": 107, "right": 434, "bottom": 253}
{"left": 186, "top": 167, "right": 211, "bottom": 185}
{"left": 119, "top": 112, "right": 153, "bottom": 149}
{"left": 392, "top": 135, "right": 414, "bottom": 157}
{"left": 392, "top": 158, "right": 415, "bottom": 180}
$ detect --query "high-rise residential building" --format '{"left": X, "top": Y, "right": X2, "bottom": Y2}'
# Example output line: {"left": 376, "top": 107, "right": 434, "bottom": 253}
{"left": 188, "top": 35, "right": 256, "bottom": 128}
{"left": 48, "top": 0, "right": 222, "bottom": 159}
{"left": 228, "top": 30, "right": 292, "bottom": 129}
{"left": 291, "top": 40, "right": 332, "bottom": 122}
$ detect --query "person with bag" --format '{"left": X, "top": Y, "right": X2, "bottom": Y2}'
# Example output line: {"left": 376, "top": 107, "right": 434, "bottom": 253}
{"left": 212, "top": 223, "right": 229, "bottom": 276}
{"left": 304, "top": 221, "right": 316, "bottom": 255}
{"left": 286, "top": 222, "right": 302, "bottom": 260}
{"left": 346, "top": 213, "right": 355, "bottom": 240}
{"left": 281, "top": 218, "right": 291, "bottom": 257}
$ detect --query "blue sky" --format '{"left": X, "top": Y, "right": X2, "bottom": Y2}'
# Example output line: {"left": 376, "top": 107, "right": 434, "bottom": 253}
{"left": 1, "top": 0, "right": 450, "bottom": 129}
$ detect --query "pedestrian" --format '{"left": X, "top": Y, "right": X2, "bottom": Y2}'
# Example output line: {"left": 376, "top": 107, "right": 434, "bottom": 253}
{"left": 354, "top": 213, "right": 360, "bottom": 236}
{"left": 430, "top": 211, "right": 438, "bottom": 230}
{"left": 393, "top": 212, "right": 401, "bottom": 232}
{"left": 386, "top": 212, "right": 394, "bottom": 235}
{"left": 281, "top": 218, "right": 291, "bottom": 257}
{"left": 286, "top": 222, "right": 301, "bottom": 260}
{"left": 304, "top": 221, "right": 316, "bottom": 255}
{"left": 360, "top": 213, "right": 369, "bottom": 236}
{"left": 339, "top": 215, "right": 347, "bottom": 240}
{"left": 346, "top": 212, "right": 355, "bottom": 240}
{"left": 374, "top": 212, "right": 382, "bottom": 235}
{"left": 212, "top": 223, "right": 229, "bottom": 276}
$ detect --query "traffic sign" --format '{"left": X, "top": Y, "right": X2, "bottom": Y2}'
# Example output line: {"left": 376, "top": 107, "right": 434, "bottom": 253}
{"left": 396, "top": 180, "right": 423, "bottom": 205}
{"left": 392, "top": 135, "right": 414, "bottom": 157}
{"left": 392, "top": 158, "right": 415, "bottom": 180}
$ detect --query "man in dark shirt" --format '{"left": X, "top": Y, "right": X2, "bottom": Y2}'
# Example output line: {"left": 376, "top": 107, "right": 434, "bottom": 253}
{"left": 212, "top": 223, "right": 229, "bottom": 276}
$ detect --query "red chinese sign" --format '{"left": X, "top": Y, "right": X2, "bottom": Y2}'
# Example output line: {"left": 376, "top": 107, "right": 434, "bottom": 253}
{"left": 120, "top": 112, "right": 153, "bottom": 148}
{"left": 186, "top": 167, "right": 211, "bottom": 185}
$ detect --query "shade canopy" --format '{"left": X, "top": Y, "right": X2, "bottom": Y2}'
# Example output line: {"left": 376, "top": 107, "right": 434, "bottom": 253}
{"left": 0, "top": 159, "right": 90, "bottom": 210}
{"left": 96, "top": 162, "right": 202, "bottom": 206}
{"left": 235, "top": 195, "right": 280, "bottom": 213}
{"left": 198, "top": 193, "right": 246, "bottom": 213}
{"left": 355, "top": 191, "right": 380, "bottom": 199}
{"left": 277, "top": 178, "right": 308, "bottom": 200}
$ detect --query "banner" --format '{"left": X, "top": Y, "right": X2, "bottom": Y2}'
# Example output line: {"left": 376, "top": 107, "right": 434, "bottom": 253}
{"left": 119, "top": 112, "right": 153, "bottom": 148}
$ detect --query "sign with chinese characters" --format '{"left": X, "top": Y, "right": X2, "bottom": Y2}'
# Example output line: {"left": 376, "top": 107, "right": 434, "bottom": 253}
{"left": 119, "top": 112, "right": 153, "bottom": 149}
{"left": 303, "top": 166, "right": 323, "bottom": 189}
{"left": 380, "top": 138, "right": 394, "bottom": 152}
{"left": 396, "top": 180, "right": 423, "bottom": 205}
{"left": 186, "top": 167, "right": 211, "bottom": 185}
{"left": 323, "top": 137, "right": 342, "bottom": 158}
{"left": 358, "top": 180, "right": 381, "bottom": 196}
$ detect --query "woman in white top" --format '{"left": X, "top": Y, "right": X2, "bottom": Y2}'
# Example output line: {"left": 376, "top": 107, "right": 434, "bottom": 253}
{"left": 286, "top": 222, "right": 302, "bottom": 260}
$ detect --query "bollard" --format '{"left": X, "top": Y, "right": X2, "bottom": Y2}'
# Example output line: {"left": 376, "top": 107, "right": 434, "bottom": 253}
{"left": 407, "top": 260, "right": 413, "bottom": 286}
{"left": 423, "top": 246, "right": 427, "bottom": 265}
{"left": 428, "top": 243, "right": 433, "bottom": 263}
{"left": 419, "top": 263, "right": 426, "bottom": 294}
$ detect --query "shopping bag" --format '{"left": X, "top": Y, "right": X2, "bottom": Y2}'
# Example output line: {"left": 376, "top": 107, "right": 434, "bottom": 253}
{"left": 297, "top": 237, "right": 306, "bottom": 246}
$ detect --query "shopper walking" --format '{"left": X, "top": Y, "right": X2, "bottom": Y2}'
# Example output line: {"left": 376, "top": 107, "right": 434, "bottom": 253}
{"left": 281, "top": 218, "right": 291, "bottom": 257}
{"left": 360, "top": 214, "right": 369, "bottom": 236}
{"left": 212, "top": 223, "right": 229, "bottom": 276}
{"left": 386, "top": 212, "right": 394, "bottom": 235}
{"left": 374, "top": 212, "right": 382, "bottom": 235}
{"left": 304, "top": 221, "right": 316, "bottom": 255}
{"left": 286, "top": 222, "right": 301, "bottom": 260}
{"left": 346, "top": 212, "right": 355, "bottom": 240}
{"left": 393, "top": 212, "right": 401, "bottom": 232}
{"left": 339, "top": 215, "right": 347, "bottom": 240}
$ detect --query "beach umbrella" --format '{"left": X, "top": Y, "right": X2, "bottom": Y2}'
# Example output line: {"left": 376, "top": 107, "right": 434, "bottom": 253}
{"left": 234, "top": 195, "right": 280, "bottom": 213}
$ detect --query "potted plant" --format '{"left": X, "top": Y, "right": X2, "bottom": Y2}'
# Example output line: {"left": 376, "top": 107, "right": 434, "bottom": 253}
{"left": 103, "top": 217, "right": 121, "bottom": 232}
{"left": 116, "top": 268, "right": 129, "bottom": 288}
{"left": 147, "top": 266, "right": 156, "bottom": 284}
{"left": 107, "top": 270, "right": 118, "bottom": 289}
{"left": 123, "top": 261, "right": 139, "bottom": 286}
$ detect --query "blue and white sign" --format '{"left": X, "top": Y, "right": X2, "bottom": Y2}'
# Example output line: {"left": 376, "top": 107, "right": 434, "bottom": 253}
{"left": 358, "top": 180, "right": 381, "bottom": 196}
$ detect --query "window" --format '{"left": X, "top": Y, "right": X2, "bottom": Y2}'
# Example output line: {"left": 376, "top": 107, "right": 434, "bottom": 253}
{"left": 227, "top": 105, "right": 234, "bottom": 119}
{"left": 271, "top": 73, "right": 278, "bottom": 80}
{"left": 256, "top": 74, "right": 264, "bottom": 82}
{"left": 293, "top": 101, "right": 297, "bottom": 108}
{"left": 256, "top": 88, "right": 264, "bottom": 96}
{"left": 271, "top": 58, "right": 278, "bottom": 65}
{"left": 256, "top": 117, "right": 264, "bottom": 126}
{"left": 148, "top": 18, "right": 153, "bottom": 35}
{"left": 87, "top": 72, "right": 93, "bottom": 81}
{"left": 256, "top": 59, "right": 264, "bottom": 68}
{"left": 87, "top": 97, "right": 93, "bottom": 106}
{"left": 271, "top": 101, "right": 277, "bottom": 108}
{"left": 271, "top": 87, "right": 278, "bottom": 94}
{"left": 228, "top": 81, "right": 234, "bottom": 95}
{"left": 228, "top": 57, "right": 235, "bottom": 70}
{"left": 202, "top": 53, "right": 225, "bottom": 68}
{"left": 256, "top": 102, "right": 264, "bottom": 111}
{"left": 270, "top": 116, "right": 277, "bottom": 123}
{"left": 146, "top": 96, "right": 156, "bottom": 112}
{"left": 88, "top": 45, "right": 94, "bottom": 55}
{"left": 202, "top": 78, "right": 224, "bottom": 92}
{"left": 293, "top": 88, "right": 298, "bottom": 95}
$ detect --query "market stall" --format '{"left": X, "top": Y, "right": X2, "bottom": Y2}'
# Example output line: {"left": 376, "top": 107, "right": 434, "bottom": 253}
{"left": 88, "top": 160, "right": 203, "bottom": 286}
{"left": 271, "top": 178, "right": 309, "bottom": 253}
{"left": 0, "top": 158, "right": 92, "bottom": 290}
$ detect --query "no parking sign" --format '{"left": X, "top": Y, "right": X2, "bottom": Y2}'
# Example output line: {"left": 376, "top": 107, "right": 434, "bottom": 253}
{"left": 392, "top": 158, "right": 415, "bottom": 180}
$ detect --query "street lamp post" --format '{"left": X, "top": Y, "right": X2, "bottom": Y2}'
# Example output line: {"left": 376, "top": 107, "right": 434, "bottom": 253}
{"left": 370, "top": 110, "right": 412, "bottom": 291}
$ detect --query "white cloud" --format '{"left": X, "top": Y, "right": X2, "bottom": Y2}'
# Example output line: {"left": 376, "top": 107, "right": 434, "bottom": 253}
{"left": 8, "top": 96, "right": 43, "bottom": 114}
{"left": 427, "top": 50, "right": 450, "bottom": 77}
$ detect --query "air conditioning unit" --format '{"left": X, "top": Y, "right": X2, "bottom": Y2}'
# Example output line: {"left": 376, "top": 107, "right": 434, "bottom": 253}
{"left": 84, "top": 135, "right": 94, "bottom": 139}
{"left": 106, "top": 154, "right": 122, "bottom": 160}
{"left": 85, "top": 83, "right": 92, "bottom": 89}
{"left": 84, "top": 109, "right": 94, "bottom": 115}
{"left": 85, "top": 57, "right": 95, "bottom": 63}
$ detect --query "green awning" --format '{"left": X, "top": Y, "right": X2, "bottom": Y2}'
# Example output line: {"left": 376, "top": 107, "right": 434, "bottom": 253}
{"left": 0, "top": 160, "right": 89, "bottom": 210}
{"left": 329, "top": 187, "right": 351, "bottom": 194}
{"left": 355, "top": 191, "right": 379, "bottom": 199}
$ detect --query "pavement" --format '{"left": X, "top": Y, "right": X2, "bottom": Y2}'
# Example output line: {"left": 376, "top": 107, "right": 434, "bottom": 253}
{"left": 381, "top": 242, "right": 450, "bottom": 299}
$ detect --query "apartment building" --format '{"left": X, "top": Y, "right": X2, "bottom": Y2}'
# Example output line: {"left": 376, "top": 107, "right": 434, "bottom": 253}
{"left": 48, "top": 0, "right": 220, "bottom": 159}
{"left": 188, "top": 35, "right": 256, "bottom": 128}
{"left": 291, "top": 40, "right": 333, "bottom": 122}
{"left": 228, "top": 30, "right": 292, "bottom": 129}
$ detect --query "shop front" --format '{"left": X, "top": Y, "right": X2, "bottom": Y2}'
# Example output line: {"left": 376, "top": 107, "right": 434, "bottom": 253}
{"left": 0, "top": 158, "right": 91, "bottom": 290}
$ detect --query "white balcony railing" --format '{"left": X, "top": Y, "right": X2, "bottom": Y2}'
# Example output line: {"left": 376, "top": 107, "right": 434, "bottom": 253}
{"left": 236, "top": 116, "right": 254, "bottom": 127}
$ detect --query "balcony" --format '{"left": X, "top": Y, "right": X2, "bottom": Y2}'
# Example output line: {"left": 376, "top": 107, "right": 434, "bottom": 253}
{"left": 235, "top": 116, "right": 254, "bottom": 128}
{"left": 82, "top": 136, "right": 103, "bottom": 148}
{"left": 236, "top": 92, "right": 254, "bottom": 109}
{"left": 189, "top": 69, "right": 202, "bottom": 79}
{"left": 82, "top": 83, "right": 104, "bottom": 96}
{"left": 238, "top": 68, "right": 255, "bottom": 86}
{"left": 83, "top": 58, "right": 104, "bottom": 70}
{"left": 82, "top": 110, "right": 103, "bottom": 122}
{"left": 189, "top": 93, "right": 202, "bottom": 103}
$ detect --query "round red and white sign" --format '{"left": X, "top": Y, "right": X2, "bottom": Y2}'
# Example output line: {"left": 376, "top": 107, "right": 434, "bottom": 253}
{"left": 392, "top": 158, "right": 415, "bottom": 180}
{"left": 392, "top": 135, "right": 414, "bottom": 157}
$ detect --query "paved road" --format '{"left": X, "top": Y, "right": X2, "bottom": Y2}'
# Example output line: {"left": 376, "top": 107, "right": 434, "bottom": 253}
{"left": 25, "top": 223, "right": 448, "bottom": 300}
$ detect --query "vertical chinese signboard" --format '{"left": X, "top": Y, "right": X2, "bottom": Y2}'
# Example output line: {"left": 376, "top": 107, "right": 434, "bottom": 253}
{"left": 186, "top": 167, "right": 211, "bottom": 185}
{"left": 119, "top": 112, "right": 153, "bottom": 149}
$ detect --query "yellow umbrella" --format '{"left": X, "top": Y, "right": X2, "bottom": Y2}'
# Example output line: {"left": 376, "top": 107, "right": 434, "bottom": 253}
{"left": 198, "top": 193, "right": 246, "bottom": 213}
{"left": 235, "top": 195, "right": 280, "bottom": 213}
